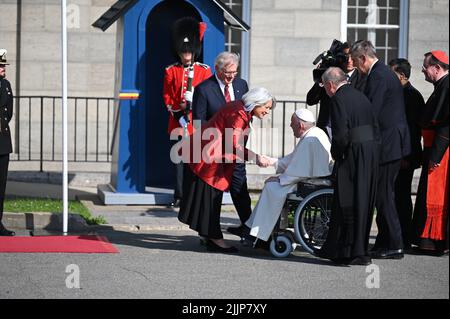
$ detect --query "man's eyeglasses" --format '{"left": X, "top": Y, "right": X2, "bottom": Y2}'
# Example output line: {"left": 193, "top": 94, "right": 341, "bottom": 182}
{"left": 222, "top": 71, "right": 238, "bottom": 76}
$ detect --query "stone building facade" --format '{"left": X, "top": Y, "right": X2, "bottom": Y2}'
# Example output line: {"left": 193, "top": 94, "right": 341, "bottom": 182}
{"left": 0, "top": 0, "right": 448, "bottom": 166}
{"left": 0, "top": 0, "right": 448, "bottom": 99}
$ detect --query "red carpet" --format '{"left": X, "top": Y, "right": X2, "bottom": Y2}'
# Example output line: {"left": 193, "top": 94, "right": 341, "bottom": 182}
{"left": 0, "top": 235, "right": 119, "bottom": 253}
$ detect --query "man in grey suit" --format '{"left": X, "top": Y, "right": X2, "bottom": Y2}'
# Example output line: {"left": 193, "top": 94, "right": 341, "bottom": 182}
{"left": 192, "top": 52, "right": 251, "bottom": 237}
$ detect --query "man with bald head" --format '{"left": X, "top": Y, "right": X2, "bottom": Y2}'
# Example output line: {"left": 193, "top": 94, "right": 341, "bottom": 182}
{"left": 317, "top": 67, "right": 379, "bottom": 265}
{"left": 245, "top": 109, "right": 333, "bottom": 243}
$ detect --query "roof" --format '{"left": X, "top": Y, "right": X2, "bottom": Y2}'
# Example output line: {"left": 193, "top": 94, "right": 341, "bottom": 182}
{"left": 92, "top": 0, "right": 138, "bottom": 32}
{"left": 211, "top": 0, "right": 250, "bottom": 31}
{"left": 92, "top": 0, "right": 250, "bottom": 32}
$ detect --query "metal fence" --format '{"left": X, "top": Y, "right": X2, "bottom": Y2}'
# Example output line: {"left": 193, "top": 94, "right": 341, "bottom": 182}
{"left": 10, "top": 96, "right": 115, "bottom": 171}
{"left": 10, "top": 96, "right": 318, "bottom": 170}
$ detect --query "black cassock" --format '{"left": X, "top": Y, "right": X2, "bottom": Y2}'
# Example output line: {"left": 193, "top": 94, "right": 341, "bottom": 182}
{"left": 319, "top": 84, "right": 379, "bottom": 260}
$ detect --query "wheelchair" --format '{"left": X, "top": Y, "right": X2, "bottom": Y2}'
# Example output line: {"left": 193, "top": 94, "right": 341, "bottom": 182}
{"left": 266, "top": 177, "right": 334, "bottom": 258}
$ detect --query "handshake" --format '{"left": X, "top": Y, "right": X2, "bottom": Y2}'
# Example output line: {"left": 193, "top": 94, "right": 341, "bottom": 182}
{"left": 256, "top": 154, "right": 277, "bottom": 168}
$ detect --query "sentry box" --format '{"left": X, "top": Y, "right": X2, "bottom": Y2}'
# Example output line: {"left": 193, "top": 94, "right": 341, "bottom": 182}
{"left": 93, "top": 0, "right": 249, "bottom": 204}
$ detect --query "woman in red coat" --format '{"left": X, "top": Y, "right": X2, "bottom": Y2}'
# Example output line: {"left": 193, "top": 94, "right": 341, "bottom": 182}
{"left": 178, "top": 87, "right": 276, "bottom": 253}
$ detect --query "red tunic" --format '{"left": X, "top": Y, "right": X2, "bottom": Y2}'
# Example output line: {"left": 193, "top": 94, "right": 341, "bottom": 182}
{"left": 163, "top": 62, "right": 212, "bottom": 135}
{"left": 184, "top": 101, "right": 252, "bottom": 192}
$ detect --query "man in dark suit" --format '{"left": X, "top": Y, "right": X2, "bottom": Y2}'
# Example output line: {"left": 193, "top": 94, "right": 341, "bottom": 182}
{"left": 307, "top": 42, "right": 366, "bottom": 139}
{"left": 351, "top": 40, "right": 411, "bottom": 259}
{"left": 192, "top": 52, "right": 250, "bottom": 237}
{"left": 318, "top": 67, "right": 379, "bottom": 266}
{"left": 389, "top": 58, "right": 425, "bottom": 250}
{"left": 0, "top": 49, "right": 15, "bottom": 236}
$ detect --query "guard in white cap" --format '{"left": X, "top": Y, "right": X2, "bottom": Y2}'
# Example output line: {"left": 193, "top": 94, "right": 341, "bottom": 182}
{"left": 245, "top": 109, "right": 333, "bottom": 243}
{"left": 0, "top": 49, "right": 15, "bottom": 236}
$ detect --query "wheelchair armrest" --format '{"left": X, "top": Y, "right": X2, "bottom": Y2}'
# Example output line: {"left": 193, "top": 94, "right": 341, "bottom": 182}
{"left": 295, "top": 176, "right": 334, "bottom": 197}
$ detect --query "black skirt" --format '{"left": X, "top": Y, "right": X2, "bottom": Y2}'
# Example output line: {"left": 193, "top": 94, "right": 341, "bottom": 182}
{"left": 178, "top": 164, "right": 224, "bottom": 239}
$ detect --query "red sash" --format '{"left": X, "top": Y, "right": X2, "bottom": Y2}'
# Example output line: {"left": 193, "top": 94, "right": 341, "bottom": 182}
{"left": 421, "top": 129, "right": 449, "bottom": 241}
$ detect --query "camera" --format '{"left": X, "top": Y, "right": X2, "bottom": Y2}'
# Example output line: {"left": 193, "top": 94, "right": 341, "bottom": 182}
{"left": 312, "top": 39, "right": 348, "bottom": 83}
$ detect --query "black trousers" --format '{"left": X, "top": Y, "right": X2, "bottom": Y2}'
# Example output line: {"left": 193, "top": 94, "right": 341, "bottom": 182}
{"left": 170, "top": 137, "right": 183, "bottom": 201}
{"left": 0, "top": 154, "right": 9, "bottom": 224}
{"left": 374, "top": 160, "right": 404, "bottom": 250}
{"left": 230, "top": 163, "right": 252, "bottom": 225}
{"left": 394, "top": 168, "right": 416, "bottom": 248}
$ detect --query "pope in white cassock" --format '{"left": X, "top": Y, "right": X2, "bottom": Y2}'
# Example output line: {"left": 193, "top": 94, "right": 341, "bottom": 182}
{"left": 245, "top": 109, "right": 334, "bottom": 242}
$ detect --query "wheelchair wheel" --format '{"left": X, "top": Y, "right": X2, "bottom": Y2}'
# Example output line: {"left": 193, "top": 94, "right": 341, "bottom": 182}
{"left": 294, "top": 189, "right": 333, "bottom": 255}
{"left": 269, "top": 235, "right": 293, "bottom": 258}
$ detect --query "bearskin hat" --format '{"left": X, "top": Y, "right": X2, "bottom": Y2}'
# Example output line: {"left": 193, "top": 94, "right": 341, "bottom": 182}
{"left": 172, "top": 17, "right": 206, "bottom": 58}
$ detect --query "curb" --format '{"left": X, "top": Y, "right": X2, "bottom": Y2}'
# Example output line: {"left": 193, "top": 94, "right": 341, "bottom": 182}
{"left": 3, "top": 212, "right": 192, "bottom": 232}
{"left": 90, "top": 224, "right": 191, "bottom": 232}
{"left": 3, "top": 212, "right": 89, "bottom": 231}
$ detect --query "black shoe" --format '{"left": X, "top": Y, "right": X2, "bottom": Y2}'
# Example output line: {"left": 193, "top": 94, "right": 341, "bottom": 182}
{"left": 0, "top": 227, "right": 16, "bottom": 236}
{"left": 199, "top": 236, "right": 208, "bottom": 246}
{"left": 370, "top": 249, "right": 404, "bottom": 259}
{"left": 170, "top": 199, "right": 181, "bottom": 208}
{"left": 329, "top": 257, "right": 351, "bottom": 266}
{"left": 206, "top": 240, "right": 238, "bottom": 254}
{"left": 227, "top": 225, "right": 249, "bottom": 238}
{"left": 347, "top": 256, "right": 372, "bottom": 266}
{"left": 411, "top": 247, "right": 448, "bottom": 257}
{"left": 253, "top": 239, "right": 270, "bottom": 251}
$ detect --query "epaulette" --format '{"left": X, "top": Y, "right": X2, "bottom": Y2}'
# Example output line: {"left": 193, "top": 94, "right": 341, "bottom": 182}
{"left": 195, "top": 62, "right": 210, "bottom": 69}
{"left": 165, "top": 62, "right": 181, "bottom": 70}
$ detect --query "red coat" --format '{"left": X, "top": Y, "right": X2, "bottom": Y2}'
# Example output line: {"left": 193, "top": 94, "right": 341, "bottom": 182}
{"left": 185, "top": 101, "right": 252, "bottom": 192}
{"left": 163, "top": 62, "right": 212, "bottom": 135}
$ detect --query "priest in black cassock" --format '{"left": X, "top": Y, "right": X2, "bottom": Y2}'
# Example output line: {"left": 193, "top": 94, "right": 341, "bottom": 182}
{"left": 412, "top": 51, "right": 449, "bottom": 255}
{"left": 317, "top": 67, "right": 379, "bottom": 266}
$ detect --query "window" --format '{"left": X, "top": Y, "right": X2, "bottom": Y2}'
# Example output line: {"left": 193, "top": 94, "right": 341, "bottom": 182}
{"left": 342, "top": 0, "right": 409, "bottom": 62}
{"left": 223, "top": 0, "right": 243, "bottom": 54}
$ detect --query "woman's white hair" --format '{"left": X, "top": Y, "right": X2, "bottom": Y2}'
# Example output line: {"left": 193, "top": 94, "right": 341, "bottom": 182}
{"left": 242, "top": 87, "right": 276, "bottom": 112}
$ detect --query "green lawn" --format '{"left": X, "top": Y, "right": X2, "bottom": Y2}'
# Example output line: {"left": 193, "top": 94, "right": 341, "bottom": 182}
{"left": 4, "top": 196, "right": 106, "bottom": 225}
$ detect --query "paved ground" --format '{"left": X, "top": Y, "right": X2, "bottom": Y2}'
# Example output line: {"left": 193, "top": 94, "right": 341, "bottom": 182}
{"left": 2, "top": 181, "right": 448, "bottom": 300}
{"left": 1, "top": 226, "right": 448, "bottom": 300}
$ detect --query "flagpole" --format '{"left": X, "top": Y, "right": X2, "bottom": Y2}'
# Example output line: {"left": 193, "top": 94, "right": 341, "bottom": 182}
{"left": 61, "top": 0, "right": 68, "bottom": 235}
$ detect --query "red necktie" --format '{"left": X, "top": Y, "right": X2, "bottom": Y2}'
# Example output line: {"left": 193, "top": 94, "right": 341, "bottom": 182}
{"left": 224, "top": 84, "right": 231, "bottom": 103}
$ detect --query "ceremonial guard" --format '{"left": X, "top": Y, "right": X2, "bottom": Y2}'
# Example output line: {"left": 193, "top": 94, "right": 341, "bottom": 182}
{"left": 163, "top": 17, "right": 212, "bottom": 207}
{"left": 0, "top": 49, "right": 15, "bottom": 236}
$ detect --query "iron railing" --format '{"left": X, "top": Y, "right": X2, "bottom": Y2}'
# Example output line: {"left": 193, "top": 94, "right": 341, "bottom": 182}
{"left": 10, "top": 96, "right": 318, "bottom": 170}
{"left": 10, "top": 96, "right": 115, "bottom": 171}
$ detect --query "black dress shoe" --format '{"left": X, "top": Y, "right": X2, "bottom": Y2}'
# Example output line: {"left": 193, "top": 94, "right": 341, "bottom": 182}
{"left": 253, "top": 239, "right": 270, "bottom": 251}
{"left": 347, "top": 256, "right": 372, "bottom": 266}
{"left": 227, "top": 225, "right": 249, "bottom": 238}
{"left": 0, "top": 227, "right": 16, "bottom": 236}
{"left": 206, "top": 240, "right": 238, "bottom": 254}
{"left": 370, "top": 249, "right": 404, "bottom": 259}
{"left": 411, "top": 247, "right": 448, "bottom": 257}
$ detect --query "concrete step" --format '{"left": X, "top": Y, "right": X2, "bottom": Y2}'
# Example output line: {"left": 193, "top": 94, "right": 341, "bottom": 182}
{"left": 8, "top": 166, "right": 422, "bottom": 192}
